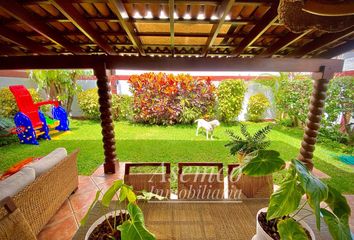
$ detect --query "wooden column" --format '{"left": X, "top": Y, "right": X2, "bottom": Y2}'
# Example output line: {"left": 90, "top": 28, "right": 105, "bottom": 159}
{"left": 298, "top": 66, "right": 334, "bottom": 170}
{"left": 94, "top": 63, "right": 116, "bottom": 174}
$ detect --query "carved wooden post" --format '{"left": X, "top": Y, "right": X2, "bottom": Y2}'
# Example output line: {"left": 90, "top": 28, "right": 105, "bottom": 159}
{"left": 298, "top": 66, "right": 334, "bottom": 170}
{"left": 94, "top": 63, "right": 116, "bottom": 174}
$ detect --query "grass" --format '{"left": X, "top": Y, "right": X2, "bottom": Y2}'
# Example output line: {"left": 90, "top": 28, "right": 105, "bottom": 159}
{"left": 0, "top": 119, "right": 353, "bottom": 193}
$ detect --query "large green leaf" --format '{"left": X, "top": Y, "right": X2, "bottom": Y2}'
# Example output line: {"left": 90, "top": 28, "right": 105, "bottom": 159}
{"left": 118, "top": 203, "right": 156, "bottom": 240}
{"left": 80, "top": 190, "right": 101, "bottom": 226}
{"left": 278, "top": 218, "right": 308, "bottom": 240}
{"left": 320, "top": 209, "right": 352, "bottom": 240}
{"left": 293, "top": 160, "right": 328, "bottom": 230}
{"left": 325, "top": 185, "right": 351, "bottom": 219}
{"left": 242, "top": 150, "right": 285, "bottom": 176}
{"left": 102, "top": 180, "right": 123, "bottom": 207}
{"left": 267, "top": 167, "right": 302, "bottom": 220}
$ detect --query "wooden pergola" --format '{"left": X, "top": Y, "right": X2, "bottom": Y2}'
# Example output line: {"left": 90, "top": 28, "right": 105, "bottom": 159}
{"left": 0, "top": 0, "right": 352, "bottom": 174}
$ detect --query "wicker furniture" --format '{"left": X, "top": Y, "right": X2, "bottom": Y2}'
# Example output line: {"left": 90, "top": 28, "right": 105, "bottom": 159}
{"left": 124, "top": 163, "right": 171, "bottom": 198}
{"left": 0, "top": 149, "right": 79, "bottom": 236}
{"left": 228, "top": 164, "right": 273, "bottom": 199}
{"left": 0, "top": 197, "right": 36, "bottom": 240}
{"left": 73, "top": 199, "right": 331, "bottom": 240}
{"left": 178, "top": 163, "right": 224, "bottom": 200}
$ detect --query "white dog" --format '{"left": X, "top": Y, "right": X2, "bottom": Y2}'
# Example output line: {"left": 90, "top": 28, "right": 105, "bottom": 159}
{"left": 195, "top": 119, "right": 220, "bottom": 140}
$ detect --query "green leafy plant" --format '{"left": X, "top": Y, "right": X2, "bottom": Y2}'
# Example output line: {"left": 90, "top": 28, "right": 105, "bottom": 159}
{"left": 78, "top": 88, "right": 123, "bottom": 120}
{"left": 29, "top": 70, "right": 87, "bottom": 114}
{"left": 247, "top": 93, "right": 270, "bottom": 122}
{"left": 239, "top": 156, "right": 351, "bottom": 240}
{"left": 217, "top": 79, "right": 246, "bottom": 122}
{"left": 81, "top": 180, "right": 158, "bottom": 240}
{"left": 179, "top": 107, "right": 202, "bottom": 124}
{"left": 0, "top": 88, "right": 44, "bottom": 117}
{"left": 225, "top": 124, "right": 272, "bottom": 161}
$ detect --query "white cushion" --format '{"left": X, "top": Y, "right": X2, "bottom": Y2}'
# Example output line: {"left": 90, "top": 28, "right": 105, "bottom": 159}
{"left": 26, "top": 148, "right": 67, "bottom": 177}
{"left": 0, "top": 167, "right": 35, "bottom": 200}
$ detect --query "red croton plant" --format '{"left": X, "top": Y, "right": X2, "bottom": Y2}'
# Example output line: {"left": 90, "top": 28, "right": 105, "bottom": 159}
{"left": 129, "top": 72, "right": 215, "bottom": 125}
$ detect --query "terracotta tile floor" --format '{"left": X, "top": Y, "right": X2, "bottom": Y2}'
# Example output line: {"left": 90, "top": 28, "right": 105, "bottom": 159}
{"left": 37, "top": 162, "right": 354, "bottom": 239}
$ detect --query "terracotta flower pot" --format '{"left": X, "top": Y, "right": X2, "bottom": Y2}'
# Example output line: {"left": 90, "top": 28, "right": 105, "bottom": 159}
{"left": 252, "top": 207, "right": 316, "bottom": 240}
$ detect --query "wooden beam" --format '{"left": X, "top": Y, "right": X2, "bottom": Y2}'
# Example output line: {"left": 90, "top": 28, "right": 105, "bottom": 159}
{"left": 231, "top": 3, "right": 279, "bottom": 57}
{"left": 0, "top": 46, "right": 23, "bottom": 56}
{"left": 257, "top": 29, "right": 312, "bottom": 58}
{"left": 203, "top": 0, "right": 234, "bottom": 56}
{"left": 0, "top": 56, "right": 343, "bottom": 73}
{"left": 0, "top": 1, "right": 83, "bottom": 54}
{"left": 288, "top": 26, "right": 354, "bottom": 58}
{"left": 108, "top": 0, "right": 145, "bottom": 55}
{"left": 169, "top": 0, "right": 175, "bottom": 56}
{"left": 0, "top": 25, "right": 53, "bottom": 55}
{"left": 316, "top": 40, "right": 354, "bottom": 59}
{"left": 49, "top": 0, "right": 116, "bottom": 55}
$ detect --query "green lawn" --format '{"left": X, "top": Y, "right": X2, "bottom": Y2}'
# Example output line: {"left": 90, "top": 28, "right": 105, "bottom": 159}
{"left": 1, "top": 119, "right": 353, "bottom": 193}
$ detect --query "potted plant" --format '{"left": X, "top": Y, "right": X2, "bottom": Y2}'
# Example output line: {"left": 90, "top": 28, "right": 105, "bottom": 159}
{"left": 225, "top": 123, "right": 272, "bottom": 163}
{"left": 238, "top": 156, "right": 352, "bottom": 240}
{"left": 81, "top": 180, "right": 163, "bottom": 240}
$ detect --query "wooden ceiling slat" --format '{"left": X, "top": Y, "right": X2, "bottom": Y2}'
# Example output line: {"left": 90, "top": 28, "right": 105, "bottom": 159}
{"left": 169, "top": 0, "right": 175, "bottom": 55}
{"left": 231, "top": 2, "right": 278, "bottom": 56}
{"left": 94, "top": 3, "right": 111, "bottom": 16}
{"left": 108, "top": 0, "right": 145, "bottom": 55}
{"left": 0, "top": 25, "right": 53, "bottom": 55}
{"left": 50, "top": 0, "right": 116, "bottom": 54}
{"left": 0, "top": 0, "right": 83, "bottom": 54}
{"left": 257, "top": 29, "right": 312, "bottom": 58}
{"left": 317, "top": 40, "right": 354, "bottom": 59}
{"left": 288, "top": 26, "right": 354, "bottom": 58}
{"left": 202, "top": 0, "right": 234, "bottom": 56}
{"left": 0, "top": 45, "right": 23, "bottom": 56}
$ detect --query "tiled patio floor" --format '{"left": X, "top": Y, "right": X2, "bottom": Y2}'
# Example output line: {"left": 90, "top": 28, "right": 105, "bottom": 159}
{"left": 37, "top": 162, "right": 354, "bottom": 240}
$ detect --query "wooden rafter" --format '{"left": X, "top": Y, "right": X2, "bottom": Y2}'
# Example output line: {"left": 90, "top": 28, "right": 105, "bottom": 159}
{"left": 0, "top": 25, "right": 53, "bottom": 55}
{"left": 0, "top": 0, "right": 83, "bottom": 54}
{"left": 231, "top": 2, "right": 279, "bottom": 57}
{"left": 0, "top": 56, "right": 343, "bottom": 73}
{"left": 0, "top": 45, "right": 22, "bottom": 56}
{"left": 49, "top": 0, "right": 116, "bottom": 55}
{"left": 203, "top": 0, "right": 234, "bottom": 56}
{"left": 169, "top": 0, "right": 175, "bottom": 56}
{"left": 108, "top": 0, "right": 145, "bottom": 55}
{"left": 289, "top": 26, "right": 354, "bottom": 58}
{"left": 257, "top": 29, "right": 312, "bottom": 58}
{"left": 317, "top": 40, "right": 354, "bottom": 59}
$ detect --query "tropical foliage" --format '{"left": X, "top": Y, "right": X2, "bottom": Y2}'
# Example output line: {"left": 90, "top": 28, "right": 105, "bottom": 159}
{"left": 81, "top": 180, "right": 158, "bottom": 240}
{"left": 78, "top": 88, "right": 132, "bottom": 120}
{"left": 276, "top": 77, "right": 312, "bottom": 127}
{"left": 217, "top": 79, "right": 246, "bottom": 122}
{"left": 129, "top": 73, "right": 215, "bottom": 125}
{"left": 0, "top": 88, "right": 43, "bottom": 117}
{"left": 239, "top": 156, "right": 351, "bottom": 240}
{"left": 225, "top": 123, "right": 272, "bottom": 156}
{"left": 247, "top": 93, "right": 270, "bottom": 122}
{"left": 29, "top": 70, "right": 86, "bottom": 113}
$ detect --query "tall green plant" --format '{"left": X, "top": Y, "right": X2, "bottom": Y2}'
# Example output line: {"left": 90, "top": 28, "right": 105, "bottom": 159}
{"left": 217, "top": 79, "right": 246, "bottom": 122}
{"left": 239, "top": 155, "right": 351, "bottom": 240}
{"left": 247, "top": 93, "right": 270, "bottom": 122}
{"left": 29, "top": 70, "right": 87, "bottom": 113}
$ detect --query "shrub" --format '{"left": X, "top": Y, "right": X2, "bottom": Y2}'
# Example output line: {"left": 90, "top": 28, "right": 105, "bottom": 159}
{"left": 129, "top": 73, "right": 215, "bottom": 125}
{"left": 0, "top": 117, "right": 17, "bottom": 146}
{"left": 276, "top": 78, "right": 312, "bottom": 127}
{"left": 247, "top": 93, "right": 270, "bottom": 122}
{"left": 217, "top": 79, "right": 246, "bottom": 122}
{"left": 117, "top": 95, "right": 133, "bottom": 121}
{"left": 77, "top": 88, "right": 129, "bottom": 120}
{"left": 0, "top": 88, "right": 43, "bottom": 117}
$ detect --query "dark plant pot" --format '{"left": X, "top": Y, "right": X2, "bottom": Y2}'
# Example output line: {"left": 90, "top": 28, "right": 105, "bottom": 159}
{"left": 252, "top": 208, "right": 315, "bottom": 240}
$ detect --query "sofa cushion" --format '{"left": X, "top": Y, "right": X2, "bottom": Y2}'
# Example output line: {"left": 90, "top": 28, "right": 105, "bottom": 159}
{"left": 26, "top": 148, "right": 67, "bottom": 177}
{"left": 0, "top": 167, "right": 35, "bottom": 200}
